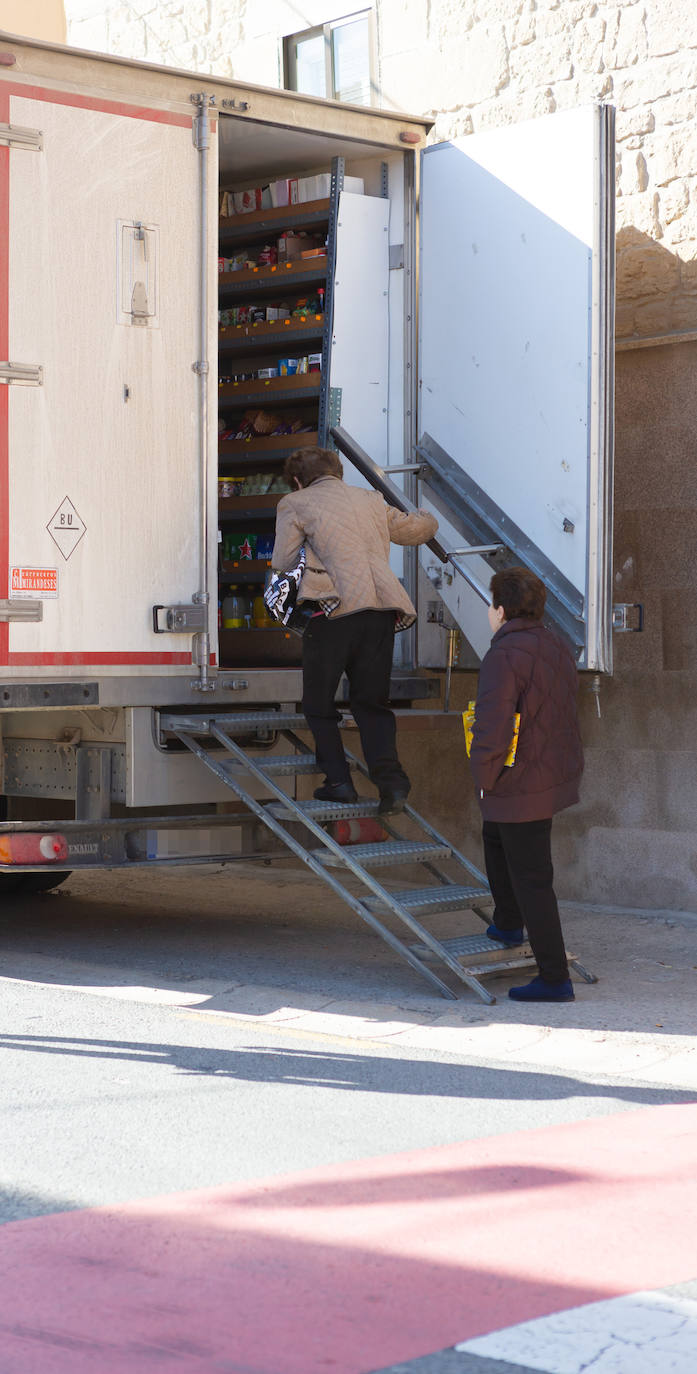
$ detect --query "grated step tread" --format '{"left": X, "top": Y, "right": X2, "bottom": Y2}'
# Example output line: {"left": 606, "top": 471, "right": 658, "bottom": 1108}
{"left": 259, "top": 755, "right": 321, "bottom": 776}
{"left": 162, "top": 711, "right": 310, "bottom": 736}
{"left": 410, "top": 934, "right": 536, "bottom": 970}
{"left": 366, "top": 884, "right": 490, "bottom": 914}
{"left": 313, "top": 840, "right": 451, "bottom": 869}
{"left": 267, "top": 799, "right": 381, "bottom": 821}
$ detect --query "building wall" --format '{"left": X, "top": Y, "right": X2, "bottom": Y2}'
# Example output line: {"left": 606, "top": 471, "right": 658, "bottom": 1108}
{"left": 60, "top": 1, "right": 697, "bottom": 908}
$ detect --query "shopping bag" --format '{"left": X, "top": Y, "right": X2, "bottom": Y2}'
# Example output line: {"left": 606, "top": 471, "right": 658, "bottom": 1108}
{"left": 463, "top": 701, "right": 520, "bottom": 768}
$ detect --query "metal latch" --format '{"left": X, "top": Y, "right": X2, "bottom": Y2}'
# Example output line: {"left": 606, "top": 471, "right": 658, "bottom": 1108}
{"left": 0, "top": 600, "right": 42, "bottom": 622}
{"left": 153, "top": 604, "right": 208, "bottom": 634}
{"left": 0, "top": 123, "right": 42, "bottom": 151}
{"left": 0, "top": 362, "right": 43, "bottom": 386}
{"left": 118, "top": 221, "right": 159, "bottom": 327}
{"left": 612, "top": 603, "right": 644, "bottom": 632}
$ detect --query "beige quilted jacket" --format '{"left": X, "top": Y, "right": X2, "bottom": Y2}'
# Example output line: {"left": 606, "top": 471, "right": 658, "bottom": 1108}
{"left": 272, "top": 476, "right": 438, "bottom": 626}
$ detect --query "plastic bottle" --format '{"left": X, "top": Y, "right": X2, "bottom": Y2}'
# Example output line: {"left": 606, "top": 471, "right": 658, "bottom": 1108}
{"left": 221, "top": 586, "right": 248, "bottom": 629}
{"left": 252, "top": 590, "right": 274, "bottom": 628}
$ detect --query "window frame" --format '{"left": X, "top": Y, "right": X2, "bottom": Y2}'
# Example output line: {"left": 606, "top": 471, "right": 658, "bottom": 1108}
{"left": 283, "top": 10, "right": 377, "bottom": 107}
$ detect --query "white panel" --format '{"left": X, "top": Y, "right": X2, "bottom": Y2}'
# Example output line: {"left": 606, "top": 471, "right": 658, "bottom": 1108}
{"left": 330, "top": 191, "right": 390, "bottom": 476}
{"left": 419, "top": 106, "right": 605, "bottom": 613}
{"left": 6, "top": 94, "right": 210, "bottom": 672}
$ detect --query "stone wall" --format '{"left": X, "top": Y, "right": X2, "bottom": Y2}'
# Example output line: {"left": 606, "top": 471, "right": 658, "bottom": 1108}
{"left": 63, "top": 1, "right": 697, "bottom": 341}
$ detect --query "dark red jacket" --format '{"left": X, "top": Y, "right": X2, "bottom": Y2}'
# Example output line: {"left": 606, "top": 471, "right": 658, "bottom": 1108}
{"left": 469, "top": 617, "right": 583, "bottom": 822}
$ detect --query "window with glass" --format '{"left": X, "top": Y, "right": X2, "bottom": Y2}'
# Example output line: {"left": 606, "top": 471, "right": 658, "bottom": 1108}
{"left": 284, "top": 11, "right": 376, "bottom": 107}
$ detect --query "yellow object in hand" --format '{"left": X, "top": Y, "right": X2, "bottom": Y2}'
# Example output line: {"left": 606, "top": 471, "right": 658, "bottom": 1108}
{"left": 463, "top": 701, "right": 520, "bottom": 767}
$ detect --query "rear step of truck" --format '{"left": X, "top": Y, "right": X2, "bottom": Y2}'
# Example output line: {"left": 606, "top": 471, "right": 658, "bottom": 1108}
{"left": 159, "top": 710, "right": 596, "bottom": 1003}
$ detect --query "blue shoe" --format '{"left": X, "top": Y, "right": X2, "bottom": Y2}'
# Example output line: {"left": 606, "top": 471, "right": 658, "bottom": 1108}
{"left": 508, "top": 975, "right": 575, "bottom": 1002}
{"left": 486, "top": 922, "right": 525, "bottom": 946}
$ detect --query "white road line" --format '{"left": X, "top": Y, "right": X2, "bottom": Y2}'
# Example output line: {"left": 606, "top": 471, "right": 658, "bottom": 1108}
{"left": 455, "top": 1289, "right": 697, "bottom": 1373}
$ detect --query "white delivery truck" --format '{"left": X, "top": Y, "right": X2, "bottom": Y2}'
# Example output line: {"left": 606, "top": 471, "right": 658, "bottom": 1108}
{"left": 0, "top": 31, "right": 615, "bottom": 997}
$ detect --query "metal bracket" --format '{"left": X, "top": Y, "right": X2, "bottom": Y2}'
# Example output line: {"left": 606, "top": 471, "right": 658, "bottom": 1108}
{"left": 0, "top": 122, "right": 42, "bottom": 151}
{"left": 451, "top": 544, "right": 506, "bottom": 557}
{"left": 152, "top": 604, "right": 208, "bottom": 634}
{"left": 612, "top": 603, "right": 644, "bottom": 632}
{"left": 0, "top": 361, "right": 43, "bottom": 386}
{"left": 0, "top": 600, "right": 42, "bottom": 622}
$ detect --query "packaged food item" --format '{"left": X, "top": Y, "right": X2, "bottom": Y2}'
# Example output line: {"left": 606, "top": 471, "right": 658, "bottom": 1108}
{"left": 269, "top": 178, "right": 298, "bottom": 208}
{"left": 231, "top": 185, "right": 273, "bottom": 215}
{"left": 277, "top": 232, "right": 305, "bottom": 263}
{"left": 255, "top": 532, "right": 275, "bottom": 560}
{"left": 296, "top": 173, "right": 365, "bottom": 202}
{"left": 218, "top": 256, "right": 225, "bottom": 273}
{"left": 308, "top": 353, "right": 322, "bottom": 372}
{"left": 218, "top": 477, "right": 236, "bottom": 498}
{"left": 256, "top": 368, "right": 277, "bottom": 380}
{"left": 277, "top": 358, "right": 299, "bottom": 376}
{"left": 295, "top": 356, "right": 309, "bottom": 374}
{"left": 257, "top": 244, "right": 277, "bottom": 267}
{"left": 300, "top": 247, "right": 326, "bottom": 259}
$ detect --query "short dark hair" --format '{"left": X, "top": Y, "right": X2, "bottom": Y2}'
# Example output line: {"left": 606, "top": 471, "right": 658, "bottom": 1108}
{"left": 284, "top": 446, "right": 343, "bottom": 488}
{"left": 490, "top": 566, "right": 546, "bottom": 621}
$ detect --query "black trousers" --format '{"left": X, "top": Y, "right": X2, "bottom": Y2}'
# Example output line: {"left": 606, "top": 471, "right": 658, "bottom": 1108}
{"left": 302, "top": 609, "right": 409, "bottom": 792}
{"left": 482, "top": 817, "right": 569, "bottom": 982}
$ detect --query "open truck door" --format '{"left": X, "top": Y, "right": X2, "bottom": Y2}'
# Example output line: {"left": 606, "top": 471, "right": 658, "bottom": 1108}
{"left": 417, "top": 104, "right": 615, "bottom": 672}
{"left": 0, "top": 84, "right": 216, "bottom": 679}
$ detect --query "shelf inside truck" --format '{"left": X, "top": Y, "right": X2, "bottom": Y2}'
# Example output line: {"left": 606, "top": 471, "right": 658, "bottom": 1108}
{"left": 219, "top": 317, "right": 324, "bottom": 354}
{"left": 219, "top": 432, "right": 319, "bottom": 462}
{"left": 219, "top": 259, "right": 327, "bottom": 299}
{"left": 219, "top": 198, "right": 331, "bottom": 245}
{"left": 219, "top": 375, "right": 321, "bottom": 407}
{"left": 218, "top": 627, "right": 302, "bottom": 667}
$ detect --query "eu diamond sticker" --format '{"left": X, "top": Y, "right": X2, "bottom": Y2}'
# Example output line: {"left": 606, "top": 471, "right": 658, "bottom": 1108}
{"left": 47, "top": 497, "right": 86, "bottom": 560}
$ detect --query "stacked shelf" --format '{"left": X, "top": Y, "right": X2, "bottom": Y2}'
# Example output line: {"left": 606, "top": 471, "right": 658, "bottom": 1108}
{"left": 217, "top": 195, "right": 334, "bottom": 667}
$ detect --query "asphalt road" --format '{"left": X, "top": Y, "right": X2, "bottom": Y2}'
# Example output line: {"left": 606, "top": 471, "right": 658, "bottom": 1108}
{"left": 0, "top": 869, "right": 695, "bottom": 1374}
{"left": 0, "top": 873, "right": 691, "bottom": 1224}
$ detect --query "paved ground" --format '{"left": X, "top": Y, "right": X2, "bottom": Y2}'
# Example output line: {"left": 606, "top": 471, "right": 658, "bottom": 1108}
{"left": 0, "top": 863, "right": 695, "bottom": 1372}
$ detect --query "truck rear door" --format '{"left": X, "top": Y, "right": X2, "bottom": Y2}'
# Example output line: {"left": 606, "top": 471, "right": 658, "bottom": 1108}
{"left": 418, "top": 105, "right": 615, "bottom": 671}
{"left": 0, "top": 83, "right": 215, "bottom": 675}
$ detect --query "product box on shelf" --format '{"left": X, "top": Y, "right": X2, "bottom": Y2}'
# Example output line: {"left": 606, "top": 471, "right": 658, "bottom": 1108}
{"left": 296, "top": 173, "right": 365, "bottom": 201}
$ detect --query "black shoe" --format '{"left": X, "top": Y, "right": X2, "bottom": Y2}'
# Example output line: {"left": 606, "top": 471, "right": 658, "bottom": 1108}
{"left": 313, "top": 781, "right": 358, "bottom": 803}
{"left": 378, "top": 788, "right": 410, "bottom": 816}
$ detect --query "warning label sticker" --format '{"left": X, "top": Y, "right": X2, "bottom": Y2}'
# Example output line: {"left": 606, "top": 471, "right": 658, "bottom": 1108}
{"left": 9, "top": 566, "right": 59, "bottom": 599}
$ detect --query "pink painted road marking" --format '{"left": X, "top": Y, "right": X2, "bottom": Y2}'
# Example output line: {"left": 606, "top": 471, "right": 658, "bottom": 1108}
{"left": 0, "top": 1103, "right": 696, "bottom": 1373}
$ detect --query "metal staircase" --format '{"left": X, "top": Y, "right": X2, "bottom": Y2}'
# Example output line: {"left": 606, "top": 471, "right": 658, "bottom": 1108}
{"left": 159, "top": 709, "right": 596, "bottom": 1003}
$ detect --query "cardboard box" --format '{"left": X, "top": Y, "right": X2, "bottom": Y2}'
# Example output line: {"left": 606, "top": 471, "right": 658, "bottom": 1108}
{"left": 296, "top": 173, "right": 365, "bottom": 202}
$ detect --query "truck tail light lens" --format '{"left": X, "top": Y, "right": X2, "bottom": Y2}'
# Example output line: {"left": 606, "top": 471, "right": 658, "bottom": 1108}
{"left": 0, "top": 834, "right": 69, "bottom": 865}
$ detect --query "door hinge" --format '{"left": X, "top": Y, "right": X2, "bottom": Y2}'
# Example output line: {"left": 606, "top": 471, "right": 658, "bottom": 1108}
{"left": 612, "top": 603, "right": 644, "bottom": 632}
{"left": 0, "top": 600, "right": 43, "bottom": 622}
{"left": 153, "top": 604, "right": 208, "bottom": 634}
{"left": 0, "top": 362, "right": 43, "bottom": 386}
{"left": 0, "top": 122, "right": 42, "bottom": 151}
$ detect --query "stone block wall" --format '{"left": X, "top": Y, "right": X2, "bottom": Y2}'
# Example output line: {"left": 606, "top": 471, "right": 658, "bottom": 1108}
{"left": 63, "top": 1, "right": 697, "bottom": 342}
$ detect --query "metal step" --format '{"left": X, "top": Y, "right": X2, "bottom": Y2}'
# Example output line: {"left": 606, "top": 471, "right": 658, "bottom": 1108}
{"left": 410, "top": 933, "right": 535, "bottom": 965}
{"left": 313, "top": 840, "right": 451, "bottom": 869}
{"left": 259, "top": 754, "right": 321, "bottom": 776}
{"left": 366, "top": 883, "right": 489, "bottom": 915}
{"left": 161, "top": 711, "right": 309, "bottom": 737}
{"left": 267, "top": 798, "right": 381, "bottom": 821}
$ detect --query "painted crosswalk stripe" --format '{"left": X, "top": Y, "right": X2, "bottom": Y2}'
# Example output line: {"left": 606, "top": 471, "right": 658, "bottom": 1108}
{"left": 456, "top": 1289, "right": 697, "bottom": 1373}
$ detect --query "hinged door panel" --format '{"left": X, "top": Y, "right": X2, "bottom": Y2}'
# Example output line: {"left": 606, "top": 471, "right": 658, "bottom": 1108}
{"left": 1, "top": 86, "right": 214, "bottom": 675}
{"left": 418, "top": 105, "right": 615, "bottom": 670}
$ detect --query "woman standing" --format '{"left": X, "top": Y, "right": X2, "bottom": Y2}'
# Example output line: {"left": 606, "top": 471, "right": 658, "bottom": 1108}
{"left": 469, "top": 566, "right": 584, "bottom": 1002}
{"left": 271, "top": 446, "right": 438, "bottom": 815}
